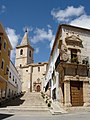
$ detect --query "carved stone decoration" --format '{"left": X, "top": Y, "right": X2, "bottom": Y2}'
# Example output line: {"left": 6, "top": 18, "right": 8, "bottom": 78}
{"left": 61, "top": 53, "right": 69, "bottom": 62}
{"left": 37, "top": 78, "right": 40, "bottom": 83}
{"left": 61, "top": 44, "right": 67, "bottom": 52}
{"left": 65, "top": 35, "right": 83, "bottom": 48}
{"left": 58, "top": 40, "right": 62, "bottom": 49}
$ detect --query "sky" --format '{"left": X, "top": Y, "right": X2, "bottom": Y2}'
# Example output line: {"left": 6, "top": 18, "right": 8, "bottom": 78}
{"left": 0, "top": 0, "right": 90, "bottom": 64}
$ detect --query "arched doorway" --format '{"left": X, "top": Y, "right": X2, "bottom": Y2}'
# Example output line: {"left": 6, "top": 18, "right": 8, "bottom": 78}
{"left": 36, "top": 85, "right": 40, "bottom": 92}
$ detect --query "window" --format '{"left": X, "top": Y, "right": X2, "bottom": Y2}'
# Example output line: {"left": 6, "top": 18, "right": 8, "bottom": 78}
{"left": 4, "top": 42, "right": 6, "bottom": 49}
{"left": 20, "top": 64, "right": 22, "bottom": 67}
{"left": 6, "top": 66, "right": 9, "bottom": 75}
{"left": 8, "top": 49, "right": 10, "bottom": 57}
{"left": 71, "top": 49, "right": 78, "bottom": 63}
{"left": 9, "top": 72, "right": 11, "bottom": 78}
{"left": 0, "top": 36, "right": 1, "bottom": 40}
{"left": 1, "top": 60, "right": 4, "bottom": 69}
{"left": 15, "top": 79, "right": 17, "bottom": 84}
{"left": 9, "top": 89, "right": 10, "bottom": 94}
{"left": 12, "top": 90, "right": 13, "bottom": 95}
{"left": 13, "top": 76, "right": 14, "bottom": 81}
{"left": 8, "top": 89, "right": 10, "bottom": 97}
{"left": 0, "top": 37, "right": 2, "bottom": 50}
{"left": 20, "top": 49, "right": 23, "bottom": 55}
{"left": 38, "top": 67, "right": 40, "bottom": 72}
{"left": 29, "top": 50, "right": 31, "bottom": 57}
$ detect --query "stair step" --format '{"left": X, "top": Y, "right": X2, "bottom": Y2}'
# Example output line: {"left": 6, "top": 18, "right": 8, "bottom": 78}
{"left": 0, "top": 107, "right": 49, "bottom": 112}
{"left": 7, "top": 106, "right": 48, "bottom": 108}
{"left": 0, "top": 92, "right": 50, "bottom": 114}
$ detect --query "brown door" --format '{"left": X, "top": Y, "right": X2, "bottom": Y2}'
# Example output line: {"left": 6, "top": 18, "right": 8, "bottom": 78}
{"left": 70, "top": 81, "right": 83, "bottom": 106}
{"left": 37, "top": 85, "right": 40, "bottom": 92}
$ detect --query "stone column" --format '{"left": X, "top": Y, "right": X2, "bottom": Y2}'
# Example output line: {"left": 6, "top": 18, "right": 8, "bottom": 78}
{"left": 56, "top": 72, "right": 60, "bottom": 101}
{"left": 59, "top": 85, "right": 64, "bottom": 106}
{"left": 64, "top": 80, "right": 72, "bottom": 107}
{"left": 77, "top": 51, "right": 81, "bottom": 63}
{"left": 30, "top": 74, "right": 32, "bottom": 92}
{"left": 83, "top": 81, "right": 90, "bottom": 106}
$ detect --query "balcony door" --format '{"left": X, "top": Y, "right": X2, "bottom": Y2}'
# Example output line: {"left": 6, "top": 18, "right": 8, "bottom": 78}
{"left": 71, "top": 49, "right": 77, "bottom": 63}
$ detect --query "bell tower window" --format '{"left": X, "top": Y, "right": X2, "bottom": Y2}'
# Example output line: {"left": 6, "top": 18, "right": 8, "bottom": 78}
{"left": 20, "top": 49, "right": 23, "bottom": 55}
{"left": 38, "top": 67, "right": 40, "bottom": 72}
{"left": 29, "top": 50, "right": 31, "bottom": 57}
{"left": 20, "top": 64, "right": 22, "bottom": 67}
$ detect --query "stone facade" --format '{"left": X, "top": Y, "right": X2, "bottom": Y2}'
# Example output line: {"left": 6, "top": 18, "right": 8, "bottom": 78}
{"left": 20, "top": 63, "right": 47, "bottom": 92}
{"left": 45, "top": 24, "right": 90, "bottom": 107}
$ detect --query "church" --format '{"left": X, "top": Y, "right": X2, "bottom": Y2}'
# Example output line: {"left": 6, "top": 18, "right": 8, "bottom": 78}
{"left": 15, "top": 30, "right": 48, "bottom": 92}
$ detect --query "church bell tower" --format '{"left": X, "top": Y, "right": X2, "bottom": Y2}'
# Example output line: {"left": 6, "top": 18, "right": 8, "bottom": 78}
{"left": 15, "top": 30, "right": 34, "bottom": 69}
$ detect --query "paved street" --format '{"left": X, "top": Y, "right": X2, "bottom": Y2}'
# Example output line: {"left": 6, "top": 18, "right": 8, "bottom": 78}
{"left": 0, "top": 112, "right": 90, "bottom": 120}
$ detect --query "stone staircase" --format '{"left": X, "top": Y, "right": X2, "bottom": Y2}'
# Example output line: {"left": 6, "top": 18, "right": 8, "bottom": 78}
{"left": 50, "top": 101, "right": 67, "bottom": 115}
{"left": 20, "top": 92, "right": 49, "bottom": 110}
{"left": 0, "top": 92, "right": 50, "bottom": 114}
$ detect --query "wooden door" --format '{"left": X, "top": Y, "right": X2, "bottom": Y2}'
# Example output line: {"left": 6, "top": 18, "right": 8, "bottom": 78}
{"left": 70, "top": 81, "right": 83, "bottom": 106}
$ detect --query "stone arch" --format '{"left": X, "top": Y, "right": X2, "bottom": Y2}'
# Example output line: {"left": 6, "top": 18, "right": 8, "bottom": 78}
{"left": 36, "top": 85, "right": 41, "bottom": 92}
{"left": 33, "top": 78, "right": 41, "bottom": 92}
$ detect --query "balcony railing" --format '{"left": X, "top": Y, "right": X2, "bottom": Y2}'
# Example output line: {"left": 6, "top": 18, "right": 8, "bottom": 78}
{"left": 55, "top": 54, "right": 89, "bottom": 69}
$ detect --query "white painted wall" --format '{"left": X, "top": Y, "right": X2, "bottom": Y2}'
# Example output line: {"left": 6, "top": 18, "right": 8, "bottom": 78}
{"left": 45, "top": 40, "right": 59, "bottom": 99}
{"left": 7, "top": 61, "right": 22, "bottom": 98}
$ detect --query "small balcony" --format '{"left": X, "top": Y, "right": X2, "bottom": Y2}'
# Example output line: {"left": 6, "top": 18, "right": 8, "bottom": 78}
{"left": 55, "top": 54, "right": 89, "bottom": 77}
